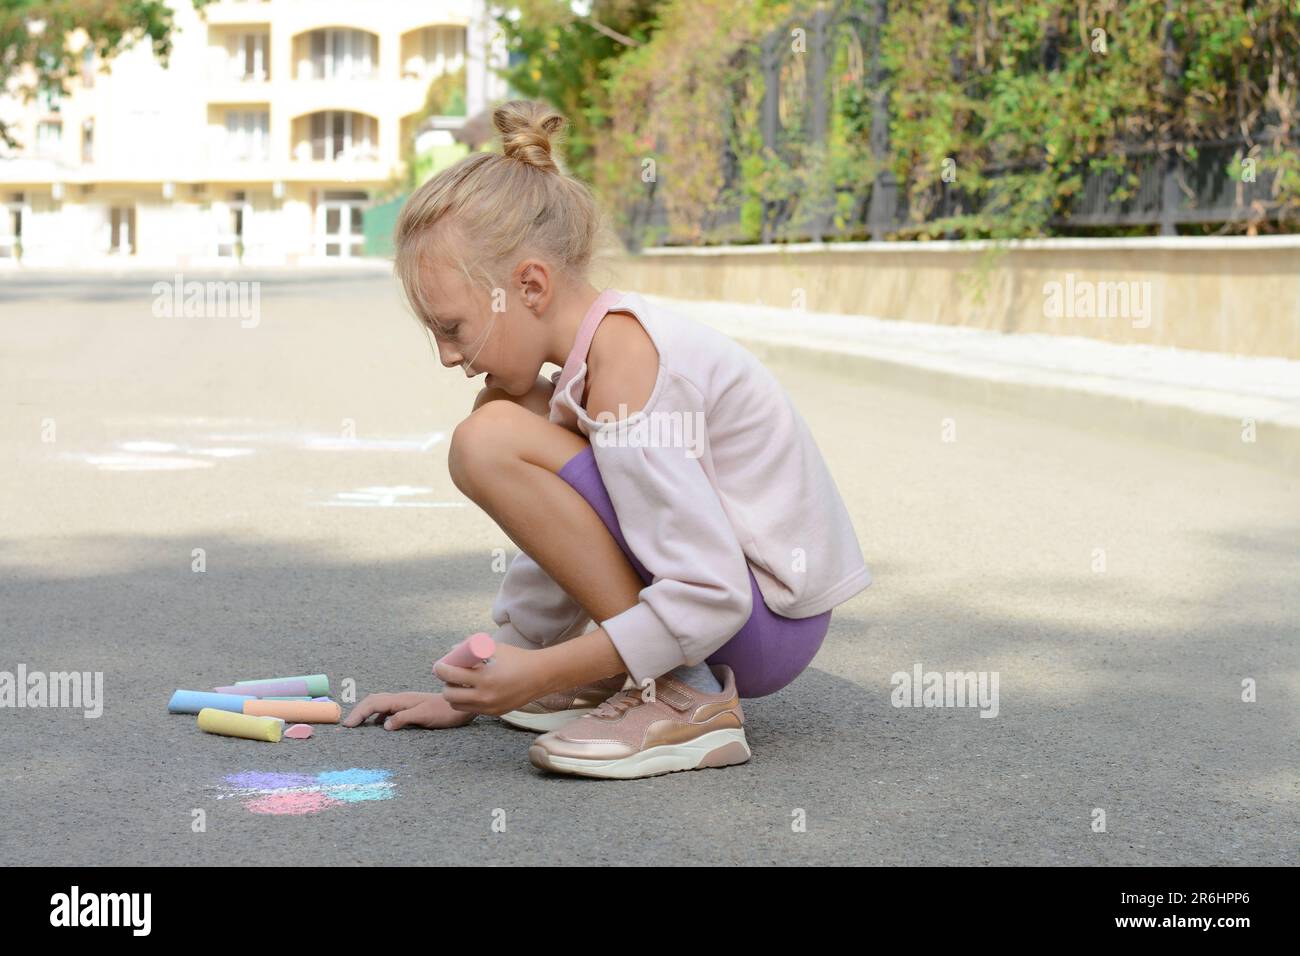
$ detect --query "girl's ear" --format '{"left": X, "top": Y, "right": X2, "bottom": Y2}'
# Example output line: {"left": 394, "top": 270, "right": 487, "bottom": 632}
{"left": 516, "top": 261, "right": 548, "bottom": 314}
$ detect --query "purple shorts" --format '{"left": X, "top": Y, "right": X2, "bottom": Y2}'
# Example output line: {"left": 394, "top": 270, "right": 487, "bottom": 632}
{"left": 558, "top": 445, "right": 831, "bottom": 698}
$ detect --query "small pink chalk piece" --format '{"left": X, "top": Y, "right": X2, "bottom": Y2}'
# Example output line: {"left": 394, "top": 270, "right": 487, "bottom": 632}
{"left": 436, "top": 632, "right": 496, "bottom": 671}
{"left": 284, "top": 723, "right": 314, "bottom": 739}
{"left": 467, "top": 632, "right": 495, "bottom": 659}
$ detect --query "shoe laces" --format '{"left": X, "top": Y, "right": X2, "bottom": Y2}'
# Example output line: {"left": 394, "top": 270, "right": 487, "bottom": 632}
{"left": 591, "top": 685, "right": 650, "bottom": 719}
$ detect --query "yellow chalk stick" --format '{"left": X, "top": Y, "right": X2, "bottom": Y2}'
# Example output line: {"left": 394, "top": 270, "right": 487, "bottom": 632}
{"left": 197, "top": 707, "right": 284, "bottom": 742}
{"left": 243, "top": 699, "right": 342, "bottom": 724}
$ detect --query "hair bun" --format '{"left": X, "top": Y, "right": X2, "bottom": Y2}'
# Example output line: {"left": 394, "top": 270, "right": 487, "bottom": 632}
{"left": 493, "top": 99, "right": 566, "bottom": 174}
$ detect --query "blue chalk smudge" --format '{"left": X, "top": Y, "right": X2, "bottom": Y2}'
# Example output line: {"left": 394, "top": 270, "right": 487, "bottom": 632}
{"left": 316, "top": 768, "right": 390, "bottom": 786}
{"left": 328, "top": 784, "right": 395, "bottom": 803}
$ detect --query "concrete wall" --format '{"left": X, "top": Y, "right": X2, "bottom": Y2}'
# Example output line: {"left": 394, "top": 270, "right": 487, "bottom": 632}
{"left": 606, "top": 237, "right": 1300, "bottom": 360}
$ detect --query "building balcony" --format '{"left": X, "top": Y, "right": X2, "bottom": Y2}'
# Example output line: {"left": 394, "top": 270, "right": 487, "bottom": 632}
{"left": 206, "top": 23, "right": 272, "bottom": 97}
{"left": 205, "top": 76, "right": 273, "bottom": 104}
{"left": 0, "top": 156, "right": 73, "bottom": 185}
{"left": 277, "top": 80, "right": 425, "bottom": 122}
{"left": 282, "top": 157, "right": 389, "bottom": 184}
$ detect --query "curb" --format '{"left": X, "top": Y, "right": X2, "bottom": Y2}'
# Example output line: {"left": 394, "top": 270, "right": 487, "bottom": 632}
{"left": 731, "top": 334, "right": 1300, "bottom": 476}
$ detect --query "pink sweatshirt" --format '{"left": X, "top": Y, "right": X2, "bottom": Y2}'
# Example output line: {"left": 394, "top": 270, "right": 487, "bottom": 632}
{"left": 488, "top": 288, "right": 872, "bottom": 686}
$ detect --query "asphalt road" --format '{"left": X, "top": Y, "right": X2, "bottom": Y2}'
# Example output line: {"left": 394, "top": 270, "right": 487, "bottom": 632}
{"left": 1, "top": 270, "right": 1296, "bottom": 865}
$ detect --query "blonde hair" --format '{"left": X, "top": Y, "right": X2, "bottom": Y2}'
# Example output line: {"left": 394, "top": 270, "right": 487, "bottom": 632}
{"left": 394, "top": 99, "right": 609, "bottom": 335}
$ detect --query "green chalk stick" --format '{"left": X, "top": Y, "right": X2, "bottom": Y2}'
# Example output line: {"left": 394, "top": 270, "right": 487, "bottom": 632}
{"left": 235, "top": 674, "right": 329, "bottom": 697}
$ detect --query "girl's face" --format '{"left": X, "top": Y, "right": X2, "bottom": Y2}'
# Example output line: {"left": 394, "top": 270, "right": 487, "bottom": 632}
{"left": 422, "top": 259, "right": 542, "bottom": 395}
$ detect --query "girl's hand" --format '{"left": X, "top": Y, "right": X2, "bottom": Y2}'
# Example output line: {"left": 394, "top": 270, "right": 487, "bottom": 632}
{"left": 342, "top": 691, "right": 477, "bottom": 730}
{"left": 434, "top": 643, "right": 551, "bottom": 717}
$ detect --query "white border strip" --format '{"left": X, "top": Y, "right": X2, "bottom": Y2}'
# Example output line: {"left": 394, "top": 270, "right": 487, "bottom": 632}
{"left": 640, "top": 235, "right": 1300, "bottom": 255}
{"left": 651, "top": 294, "right": 1300, "bottom": 428}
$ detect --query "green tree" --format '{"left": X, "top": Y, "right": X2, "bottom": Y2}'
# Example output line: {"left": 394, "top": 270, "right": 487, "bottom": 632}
{"left": 597, "top": 0, "right": 1299, "bottom": 243}
{"left": 1, "top": 0, "right": 211, "bottom": 148}
{"left": 493, "top": 0, "right": 663, "bottom": 183}
{"left": 878, "top": 0, "right": 1300, "bottom": 237}
{"left": 599, "top": 0, "right": 793, "bottom": 245}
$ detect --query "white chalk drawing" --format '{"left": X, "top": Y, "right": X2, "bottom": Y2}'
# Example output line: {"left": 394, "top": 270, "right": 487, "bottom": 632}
{"left": 310, "top": 485, "right": 466, "bottom": 509}
{"left": 120, "top": 440, "right": 254, "bottom": 459}
{"left": 119, "top": 441, "right": 178, "bottom": 453}
{"left": 206, "top": 431, "right": 446, "bottom": 453}
{"left": 303, "top": 433, "right": 445, "bottom": 452}
{"left": 65, "top": 440, "right": 256, "bottom": 472}
{"left": 61, "top": 427, "right": 446, "bottom": 473}
{"left": 73, "top": 454, "right": 213, "bottom": 472}
{"left": 194, "top": 448, "right": 254, "bottom": 458}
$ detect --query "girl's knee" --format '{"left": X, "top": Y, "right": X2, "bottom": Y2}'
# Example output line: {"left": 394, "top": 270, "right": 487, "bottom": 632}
{"left": 449, "top": 401, "right": 526, "bottom": 491}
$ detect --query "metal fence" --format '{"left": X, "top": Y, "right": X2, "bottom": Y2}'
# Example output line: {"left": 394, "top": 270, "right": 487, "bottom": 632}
{"left": 624, "top": 0, "right": 1296, "bottom": 249}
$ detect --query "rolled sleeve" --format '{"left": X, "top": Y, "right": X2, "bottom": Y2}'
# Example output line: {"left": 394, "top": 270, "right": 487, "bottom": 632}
{"left": 600, "top": 601, "right": 685, "bottom": 686}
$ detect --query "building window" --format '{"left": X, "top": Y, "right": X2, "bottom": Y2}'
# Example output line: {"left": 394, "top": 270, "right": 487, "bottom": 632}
{"left": 35, "top": 121, "right": 62, "bottom": 158}
{"left": 403, "top": 26, "right": 466, "bottom": 79}
{"left": 0, "top": 194, "right": 22, "bottom": 259}
{"left": 35, "top": 50, "right": 61, "bottom": 110}
{"left": 81, "top": 46, "right": 95, "bottom": 88}
{"left": 305, "top": 111, "right": 377, "bottom": 162}
{"left": 109, "top": 206, "right": 136, "bottom": 255}
{"left": 218, "top": 191, "right": 250, "bottom": 258}
{"left": 227, "top": 32, "right": 269, "bottom": 80}
{"left": 302, "top": 29, "right": 377, "bottom": 80}
{"left": 36, "top": 83, "right": 62, "bottom": 114}
{"left": 318, "top": 190, "right": 368, "bottom": 258}
{"left": 81, "top": 119, "right": 94, "bottom": 163}
{"left": 224, "top": 110, "right": 270, "bottom": 161}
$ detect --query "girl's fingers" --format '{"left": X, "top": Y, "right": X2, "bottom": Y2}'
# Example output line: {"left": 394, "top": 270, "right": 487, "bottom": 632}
{"left": 441, "top": 684, "right": 481, "bottom": 712}
{"left": 383, "top": 704, "right": 422, "bottom": 731}
{"left": 433, "top": 661, "right": 480, "bottom": 687}
{"left": 343, "top": 695, "right": 396, "bottom": 727}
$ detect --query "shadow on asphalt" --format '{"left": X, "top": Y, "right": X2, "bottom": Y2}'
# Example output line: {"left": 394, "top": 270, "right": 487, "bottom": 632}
{"left": 0, "top": 526, "right": 1294, "bottom": 864}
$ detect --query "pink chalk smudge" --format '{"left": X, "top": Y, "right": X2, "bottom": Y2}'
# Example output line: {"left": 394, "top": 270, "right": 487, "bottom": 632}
{"left": 213, "top": 768, "right": 394, "bottom": 815}
{"left": 245, "top": 791, "right": 343, "bottom": 815}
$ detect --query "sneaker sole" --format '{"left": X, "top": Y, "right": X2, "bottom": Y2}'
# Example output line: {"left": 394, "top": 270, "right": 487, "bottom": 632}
{"left": 498, "top": 707, "right": 596, "bottom": 732}
{"left": 528, "top": 728, "right": 751, "bottom": 779}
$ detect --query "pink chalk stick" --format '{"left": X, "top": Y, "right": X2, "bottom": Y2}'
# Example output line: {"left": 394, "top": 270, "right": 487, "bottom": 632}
{"left": 284, "top": 723, "right": 314, "bottom": 739}
{"left": 213, "top": 679, "right": 310, "bottom": 697}
{"left": 436, "top": 632, "right": 496, "bottom": 671}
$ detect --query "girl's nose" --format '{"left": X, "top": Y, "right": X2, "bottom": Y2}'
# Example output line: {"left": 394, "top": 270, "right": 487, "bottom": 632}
{"left": 434, "top": 339, "right": 461, "bottom": 369}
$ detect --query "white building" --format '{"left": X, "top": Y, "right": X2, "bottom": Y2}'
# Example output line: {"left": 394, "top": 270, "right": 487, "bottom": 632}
{"left": 0, "top": 0, "right": 509, "bottom": 266}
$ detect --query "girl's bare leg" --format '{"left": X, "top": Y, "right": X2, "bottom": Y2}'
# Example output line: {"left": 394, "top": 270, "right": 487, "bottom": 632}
{"left": 451, "top": 382, "right": 645, "bottom": 636}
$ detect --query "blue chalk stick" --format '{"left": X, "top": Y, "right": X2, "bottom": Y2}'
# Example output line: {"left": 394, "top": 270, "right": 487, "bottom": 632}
{"left": 168, "top": 690, "right": 254, "bottom": 715}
